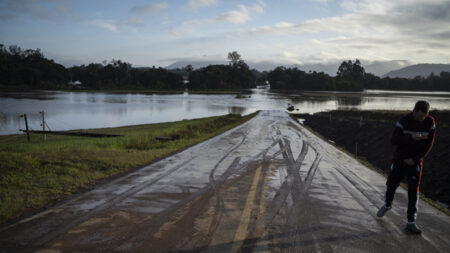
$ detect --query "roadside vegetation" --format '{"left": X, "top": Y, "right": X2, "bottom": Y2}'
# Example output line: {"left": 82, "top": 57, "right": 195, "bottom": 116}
{"left": 0, "top": 112, "right": 258, "bottom": 225}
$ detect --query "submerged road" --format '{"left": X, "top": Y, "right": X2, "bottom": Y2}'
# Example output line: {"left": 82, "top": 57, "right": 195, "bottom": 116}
{"left": 1, "top": 110, "right": 449, "bottom": 253}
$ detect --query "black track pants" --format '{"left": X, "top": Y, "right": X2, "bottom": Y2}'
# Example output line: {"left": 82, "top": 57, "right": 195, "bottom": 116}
{"left": 384, "top": 159, "right": 423, "bottom": 222}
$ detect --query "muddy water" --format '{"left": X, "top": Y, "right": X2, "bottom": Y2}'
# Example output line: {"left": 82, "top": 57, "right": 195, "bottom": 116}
{"left": 1, "top": 88, "right": 450, "bottom": 135}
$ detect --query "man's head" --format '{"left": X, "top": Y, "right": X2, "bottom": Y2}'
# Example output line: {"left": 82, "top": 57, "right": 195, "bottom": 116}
{"left": 413, "top": 100, "right": 430, "bottom": 122}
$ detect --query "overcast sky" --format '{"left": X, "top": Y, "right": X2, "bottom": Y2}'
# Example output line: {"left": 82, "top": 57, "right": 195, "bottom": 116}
{"left": 1, "top": 0, "right": 450, "bottom": 67}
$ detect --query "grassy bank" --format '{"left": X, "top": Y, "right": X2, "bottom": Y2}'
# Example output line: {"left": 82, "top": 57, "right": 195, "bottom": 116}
{"left": 291, "top": 110, "right": 450, "bottom": 212}
{"left": 0, "top": 112, "right": 258, "bottom": 225}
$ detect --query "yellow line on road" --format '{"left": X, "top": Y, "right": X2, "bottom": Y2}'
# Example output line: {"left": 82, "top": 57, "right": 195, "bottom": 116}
{"left": 258, "top": 164, "right": 269, "bottom": 219}
{"left": 231, "top": 164, "right": 263, "bottom": 252}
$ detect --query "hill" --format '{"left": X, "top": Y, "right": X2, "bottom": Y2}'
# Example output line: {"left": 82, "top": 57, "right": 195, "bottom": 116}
{"left": 383, "top": 64, "right": 450, "bottom": 78}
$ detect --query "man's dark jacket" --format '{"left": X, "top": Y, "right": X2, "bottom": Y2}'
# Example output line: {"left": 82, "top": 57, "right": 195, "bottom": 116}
{"left": 390, "top": 112, "right": 436, "bottom": 164}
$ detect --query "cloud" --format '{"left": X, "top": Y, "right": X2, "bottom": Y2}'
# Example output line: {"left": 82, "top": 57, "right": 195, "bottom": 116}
{"left": 0, "top": 13, "right": 16, "bottom": 20}
{"left": 130, "top": 2, "right": 168, "bottom": 15}
{"left": 231, "top": 0, "right": 450, "bottom": 38}
{"left": 94, "top": 2, "right": 168, "bottom": 31}
{"left": 252, "top": 0, "right": 265, "bottom": 13}
{"left": 216, "top": 5, "right": 251, "bottom": 24}
{"left": 0, "top": 0, "right": 81, "bottom": 21}
{"left": 173, "top": 1, "right": 265, "bottom": 35}
{"left": 226, "top": 0, "right": 450, "bottom": 63}
{"left": 186, "top": 0, "right": 218, "bottom": 10}
{"left": 126, "top": 2, "right": 168, "bottom": 27}
{"left": 310, "top": 0, "right": 330, "bottom": 3}
{"left": 216, "top": 1, "right": 265, "bottom": 24}
{"left": 92, "top": 20, "right": 118, "bottom": 32}
{"left": 123, "top": 15, "right": 144, "bottom": 27}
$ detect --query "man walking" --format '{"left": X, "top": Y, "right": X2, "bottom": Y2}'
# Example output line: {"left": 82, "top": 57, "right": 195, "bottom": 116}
{"left": 376, "top": 100, "right": 436, "bottom": 234}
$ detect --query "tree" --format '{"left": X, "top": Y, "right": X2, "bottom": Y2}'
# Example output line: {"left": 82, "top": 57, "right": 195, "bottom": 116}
{"left": 337, "top": 59, "right": 365, "bottom": 82}
{"left": 185, "top": 64, "right": 193, "bottom": 73}
{"left": 188, "top": 63, "right": 256, "bottom": 90}
{"left": 351, "top": 59, "right": 365, "bottom": 81}
{"left": 227, "top": 51, "right": 241, "bottom": 66}
{"left": 0, "top": 44, "right": 70, "bottom": 89}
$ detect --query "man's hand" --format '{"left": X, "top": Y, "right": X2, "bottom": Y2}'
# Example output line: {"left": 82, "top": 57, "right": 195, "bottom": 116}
{"left": 411, "top": 133, "right": 428, "bottom": 141}
{"left": 404, "top": 158, "right": 415, "bottom": 166}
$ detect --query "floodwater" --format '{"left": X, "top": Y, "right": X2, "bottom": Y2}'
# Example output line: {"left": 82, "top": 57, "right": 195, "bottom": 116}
{"left": 1, "top": 88, "right": 450, "bottom": 135}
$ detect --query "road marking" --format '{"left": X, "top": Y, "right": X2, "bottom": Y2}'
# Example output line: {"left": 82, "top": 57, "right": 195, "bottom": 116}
{"left": 231, "top": 164, "right": 263, "bottom": 252}
{"left": 258, "top": 166, "right": 268, "bottom": 219}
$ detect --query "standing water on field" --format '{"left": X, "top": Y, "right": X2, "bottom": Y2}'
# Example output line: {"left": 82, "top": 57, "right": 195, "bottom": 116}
{"left": 1, "top": 88, "right": 450, "bottom": 135}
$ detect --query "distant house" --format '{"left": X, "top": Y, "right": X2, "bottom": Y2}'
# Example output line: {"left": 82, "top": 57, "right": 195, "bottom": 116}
{"left": 68, "top": 80, "right": 82, "bottom": 86}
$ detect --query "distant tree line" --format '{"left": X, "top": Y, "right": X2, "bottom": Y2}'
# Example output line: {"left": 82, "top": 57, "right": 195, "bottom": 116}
{"left": 1, "top": 44, "right": 449, "bottom": 92}
{"left": 268, "top": 60, "right": 364, "bottom": 91}
{"left": 267, "top": 59, "right": 450, "bottom": 91}
{"left": 0, "top": 44, "right": 183, "bottom": 91}
{"left": 363, "top": 71, "right": 450, "bottom": 91}
{"left": 0, "top": 44, "right": 69, "bottom": 90}
{"left": 268, "top": 67, "right": 341, "bottom": 91}
{"left": 168, "top": 64, "right": 192, "bottom": 80}
{"left": 69, "top": 61, "right": 183, "bottom": 90}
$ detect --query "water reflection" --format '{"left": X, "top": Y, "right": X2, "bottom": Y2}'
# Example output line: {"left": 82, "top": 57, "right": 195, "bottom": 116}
{"left": 1, "top": 89, "right": 450, "bottom": 135}
{"left": 228, "top": 106, "right": 246, "bottom": 115}
{"left": 336, "top": 96, "right": 364, "bottom": 106}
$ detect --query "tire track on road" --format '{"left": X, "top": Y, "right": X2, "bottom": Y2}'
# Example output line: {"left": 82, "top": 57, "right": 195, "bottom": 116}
{"left": 110, "top": 127, "right": 284, "bottom": 251}
{"left": 240, "top": 123, "right": 323, "bottom": 252}
{"left": 22, "top": 156, "right": 197, "bottom": 253}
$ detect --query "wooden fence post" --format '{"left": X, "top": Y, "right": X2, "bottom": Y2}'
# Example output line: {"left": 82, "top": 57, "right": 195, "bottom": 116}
{"left": 40, "top": 111, "right": 46, "bottom": 140}
{"left": 21, "top": 114, "right": 30, "bottom": 142}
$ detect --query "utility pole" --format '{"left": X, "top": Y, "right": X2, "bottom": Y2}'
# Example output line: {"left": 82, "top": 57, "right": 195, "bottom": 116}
{"left": 40, "top": 111, "right": 46, "bottom": 140}
{"left": 21, "top": 114, "right": 30, "bottom": 142}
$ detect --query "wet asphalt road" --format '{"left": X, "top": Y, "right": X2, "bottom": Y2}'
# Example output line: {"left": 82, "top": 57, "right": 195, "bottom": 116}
{"left": 1, "top": 110, "right": 449, "bottom": 253}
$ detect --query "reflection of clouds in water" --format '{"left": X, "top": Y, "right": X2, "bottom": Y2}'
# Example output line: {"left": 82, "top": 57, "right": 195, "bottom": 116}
{"left": 0, "top": 112, "right": 22, "bottom": 132}
{"left": 87, "top": 95, "right": 97, "bottom": 103}
{"left": 182, "top": 98, "right": 193, "bottom": 113}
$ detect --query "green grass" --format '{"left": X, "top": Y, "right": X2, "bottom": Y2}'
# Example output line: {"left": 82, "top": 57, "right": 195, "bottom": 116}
{"left": 0, "top": 112, "right": 258, "bottom": 224}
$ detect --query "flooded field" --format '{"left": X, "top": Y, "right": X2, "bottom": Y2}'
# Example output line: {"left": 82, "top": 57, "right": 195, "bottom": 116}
{"left": 1, "top": 88, "right": 450, "bottom": 135}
